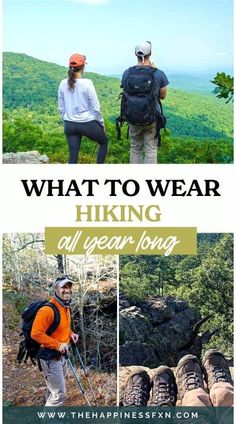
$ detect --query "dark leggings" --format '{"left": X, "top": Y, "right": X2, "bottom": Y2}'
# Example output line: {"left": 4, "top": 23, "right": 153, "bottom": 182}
{"left": 64, "top": 120, "right": 108, "bottom": 164}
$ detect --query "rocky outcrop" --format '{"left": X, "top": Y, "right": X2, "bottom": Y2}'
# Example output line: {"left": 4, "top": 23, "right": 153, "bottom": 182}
{"left": 120, "top": 342, "right": 158, "bottom": 368}
{"left": 141, "top": 296, "right": 188, "bottom": 323}
{"left": 3, "top": 151, "right": 49, "bottom": 164}
{"left": 119, "top": 295, "right": 211, "bottom": 368}
{"left": 120, "top": 306, "right": 150, "bottom": 343}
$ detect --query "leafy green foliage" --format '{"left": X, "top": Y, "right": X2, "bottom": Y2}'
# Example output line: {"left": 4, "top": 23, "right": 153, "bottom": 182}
{"left": 120, "top": 234, "right": 233, "bottom": 356}
{"left": 211, "top": 72, "right": 234, "bottom": 103}
{"left": 3, "top": 52, "right": 233, "bottom": 163}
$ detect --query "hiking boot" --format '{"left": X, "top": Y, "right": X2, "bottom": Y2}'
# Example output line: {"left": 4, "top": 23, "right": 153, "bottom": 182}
{"left": 175, "top": 354, "right": 205, "bottom": 401}
{"left": 150, "top": 366, "right": 177, "bottom": 406}
{"left": 122, "top": 370, "right": 151, "bottom": 406}
{"left": 202, "top": 349, "right": 233, "bottom": 391}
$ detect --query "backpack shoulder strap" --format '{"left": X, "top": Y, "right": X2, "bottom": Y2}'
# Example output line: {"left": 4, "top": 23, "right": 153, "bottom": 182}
{"left": 150, "top": 66, "right": 158, "bottom": 73}
{"left": 146, "top": 67, "right": 158, "bottom": 80}
{"left": 43, "top": 302, "right": 61, "bottom": 335}
{"left": 128, "top": 66, "right": 136, "bottom": 73}
{"left": 124, "top": 66, "right": 135, "bottom": 81}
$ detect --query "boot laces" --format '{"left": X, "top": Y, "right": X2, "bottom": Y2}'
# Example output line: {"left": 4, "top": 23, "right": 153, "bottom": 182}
{"left": 185, "top": 372, "right": 201, "bottom": 390}
{"left": 212, "top": 366, "right": 228, "bottom": 383}
{"left": 125, "top": 382, "right": 148, "bottom": 405}
{"left": 154, "top": 381, "right": 174, "bottom": 406}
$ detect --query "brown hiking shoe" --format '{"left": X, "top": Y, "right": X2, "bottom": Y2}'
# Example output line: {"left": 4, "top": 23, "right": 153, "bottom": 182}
{"left": 175, "top": 354, "right": 205, "bottom": 401}
{"left": 202, "top": 349, "right": 233, "bottom": 391}
{"left": 122, "top": 370, "right": 151, "bottom": 406}
{"left": 150, "top": 366, "right": 177, "bottom": 406}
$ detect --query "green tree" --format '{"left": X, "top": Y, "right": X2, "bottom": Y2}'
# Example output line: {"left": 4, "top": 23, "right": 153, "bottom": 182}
{"left": 211, "top": 72, "right": 234, "bottom": 103}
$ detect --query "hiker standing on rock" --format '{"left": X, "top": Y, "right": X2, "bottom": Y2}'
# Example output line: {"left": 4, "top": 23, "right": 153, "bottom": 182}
{"left": 58, "top": 53, "right": 108, "bottom": 164}
{"left": 121, "top": 41, "right": 169, "bottom": 164}
{"left": 31, "top": 275, "right": 78, "bottom": 406}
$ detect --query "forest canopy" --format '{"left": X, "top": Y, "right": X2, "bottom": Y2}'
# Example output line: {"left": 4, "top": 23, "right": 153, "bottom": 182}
{"left": 3, "top": 52, "right": 233, "bottom": 164}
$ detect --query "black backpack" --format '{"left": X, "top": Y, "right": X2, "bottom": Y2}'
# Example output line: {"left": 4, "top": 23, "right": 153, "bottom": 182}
{"left": 17, "top": 300, "right": 60, "bottom": 365}
{"left": 116, "top": 66, "right": 166, "bottom": 143}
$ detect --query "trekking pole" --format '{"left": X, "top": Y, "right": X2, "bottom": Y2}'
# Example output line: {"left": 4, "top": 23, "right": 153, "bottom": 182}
{"left": 64, "top": 351, "right": 91, "bottom": 406}
{"left": 71, "top": 343, "right": 98, "bottom": 405}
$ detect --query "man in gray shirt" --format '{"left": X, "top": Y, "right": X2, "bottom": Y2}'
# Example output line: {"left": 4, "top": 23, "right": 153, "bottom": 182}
{"left": 121, "top": 41, "right": 169, "bottom": 164}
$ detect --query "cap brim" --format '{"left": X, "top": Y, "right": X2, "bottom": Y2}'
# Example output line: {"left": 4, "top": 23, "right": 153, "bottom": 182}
{"left": 55, "top": 280, "right": 73, "bottom": 288}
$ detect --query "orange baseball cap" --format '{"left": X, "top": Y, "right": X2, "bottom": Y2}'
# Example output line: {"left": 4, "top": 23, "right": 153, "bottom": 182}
{"left": 69, "top": 53, "right": 87, "bottom": 67}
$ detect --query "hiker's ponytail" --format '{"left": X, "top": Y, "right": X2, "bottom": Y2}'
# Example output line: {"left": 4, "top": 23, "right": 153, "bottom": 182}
{"left": 137, "top": 54, "right": 151, "bottom": 64}
{"left": 68, "top": 65, "right": 84, "bottom": 91}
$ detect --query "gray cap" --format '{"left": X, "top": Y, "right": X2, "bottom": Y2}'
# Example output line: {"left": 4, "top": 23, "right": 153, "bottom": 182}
{"left": 135, "top": 41, "right": 152, "bottom": 57}
{"left": 55, "top": 275, "right": 73, "bottom": 288}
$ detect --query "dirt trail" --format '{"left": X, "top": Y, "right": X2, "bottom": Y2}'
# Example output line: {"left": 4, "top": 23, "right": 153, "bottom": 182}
{"left": 3, "top": 334, "right": 116, "bottom": 406}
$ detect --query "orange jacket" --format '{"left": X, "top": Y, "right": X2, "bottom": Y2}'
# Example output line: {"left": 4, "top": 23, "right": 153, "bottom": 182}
{"left": 31, "top": 297, "right": 73, "bottom": 350}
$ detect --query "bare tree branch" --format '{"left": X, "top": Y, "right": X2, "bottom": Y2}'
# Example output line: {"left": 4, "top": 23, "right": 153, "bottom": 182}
{"left": 12, "top": 239, "right": 45, "bottom": 252}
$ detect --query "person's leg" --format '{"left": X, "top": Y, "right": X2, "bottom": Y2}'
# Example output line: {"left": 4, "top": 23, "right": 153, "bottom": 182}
{"left": 129, "top": 124, "right": 144, "bottom": 164}
{"left": 143, "top": 122, "right": 158, "bottom": 164}
{"left": 209, "top": 383, "right": 234, "bottom": 406}
{"left": 122, "top": 369, "right": 151, "bottom": 406}
{"left": 176, "top": 354, "right": 212, "bottom": 407}
{"left": 149, "top": 366, "right": 177, "bottom": 406}
{"left": 40, "top": 357, "right": 67, "bottom": 406}
{"left": 64, "top": 121, "right": 81, "bottom": 164}
{"left": 176, "top": 355, "right": 216, "bottom": 424}
{"left": 76, "top": 121, "right": 108, "bottom": 164}
{"left": 202, "top": 349, "right": 233, "bottom": 407}
{"left": 202, "top": 350, "right": 233, "bottom": 424}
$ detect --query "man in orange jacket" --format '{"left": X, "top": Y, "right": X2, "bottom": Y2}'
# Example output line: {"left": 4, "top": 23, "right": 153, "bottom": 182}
{"left": 31, "top": 275, "right": 78, "bottom": 406}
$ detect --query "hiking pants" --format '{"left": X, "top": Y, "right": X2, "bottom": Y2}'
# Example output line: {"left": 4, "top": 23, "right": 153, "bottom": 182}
{"left": 64, "top": 120, "right": 108, "bottom": 164}
{"left": 129, "top": 122, "right": 158, "bottom": 164}
{"left": 181, "top": 382, "right": 233, "bottom": 424}
{"left": 40, "top": 357, "right": 67, "bottom": 406}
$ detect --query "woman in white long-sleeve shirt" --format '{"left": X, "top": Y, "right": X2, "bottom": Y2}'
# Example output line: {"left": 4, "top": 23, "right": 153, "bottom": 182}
{"left": 58, "top": 53, "right": 108, "bottom": 164}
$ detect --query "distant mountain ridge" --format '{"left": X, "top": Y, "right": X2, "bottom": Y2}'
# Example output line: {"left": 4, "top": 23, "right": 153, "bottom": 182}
{"left": 168, "top": 73, "right": 215, "bottom": 94}
{"left": 109, "top": 73, "right": 217, "bottom": 94}
{"left": 3, "top": 52, "right": 118, "bottom": 110}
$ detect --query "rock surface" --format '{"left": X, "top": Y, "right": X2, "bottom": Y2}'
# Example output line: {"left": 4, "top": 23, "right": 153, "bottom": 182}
{"left": 120, "top": 342, "right": 157, "bottom": 368}
{"left": 120, "top": 295, "right": 203, "bottom": 368}
{"left": 120, "top": 306, "right": 150, "bottom": 343}
{"left": 3, "top": 151, "right": 49, "bottom": 164}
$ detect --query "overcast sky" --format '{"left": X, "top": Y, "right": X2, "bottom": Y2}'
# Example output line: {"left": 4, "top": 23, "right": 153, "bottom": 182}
{"left": 3, "top": 0, "right": 233, "bottom": 75}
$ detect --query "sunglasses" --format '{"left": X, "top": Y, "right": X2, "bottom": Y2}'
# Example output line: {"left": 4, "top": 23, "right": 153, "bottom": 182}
{"left": 55, "top": 274, "right": 73, "bottom": 284}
